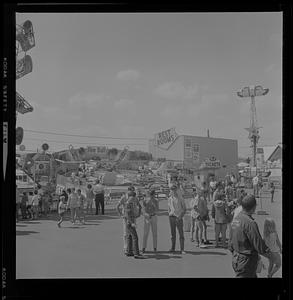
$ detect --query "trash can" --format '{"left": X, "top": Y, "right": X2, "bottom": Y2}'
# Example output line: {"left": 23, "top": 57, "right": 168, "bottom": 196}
{"left": 183, "top": 212, "right": 191, "bottom": 232}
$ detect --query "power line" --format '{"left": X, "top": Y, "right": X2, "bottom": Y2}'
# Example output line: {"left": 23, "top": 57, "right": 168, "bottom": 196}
{"left": 25, "top": 129, "right": 149, "bottom": 140}
{"left": 24, "top": 137, "right": 146, "bottom": 146}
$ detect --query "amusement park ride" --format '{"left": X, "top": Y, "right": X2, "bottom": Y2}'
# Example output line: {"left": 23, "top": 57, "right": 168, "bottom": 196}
{"left": 237, "top": 85, "right": 269, "bottom": 169}
{"left": 16, "top": 20, "right": 35, "bottom": 145}
{"left": 237, "top": 85, "right": 269, "bottom": 215}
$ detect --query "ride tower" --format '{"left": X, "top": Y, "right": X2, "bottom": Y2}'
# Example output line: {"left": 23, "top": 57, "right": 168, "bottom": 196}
{"left": 237, "top": 85, "right": 269, "bottom": 170}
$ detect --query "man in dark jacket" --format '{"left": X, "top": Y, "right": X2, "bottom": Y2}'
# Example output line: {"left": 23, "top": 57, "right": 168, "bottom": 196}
{"left": 229, "top": 194, "right": 274, "bottom": 277}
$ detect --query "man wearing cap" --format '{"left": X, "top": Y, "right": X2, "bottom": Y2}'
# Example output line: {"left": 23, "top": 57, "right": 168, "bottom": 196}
{"left": 229, "top": 194, "right": 275, "bottom": 277}
{"left": 168, "top": 183, "right": 187, "bottom": 254}
{"left": 117, "top": 186, "right": 142, "bottom": 255}
{"left": 142, "top": 189, "right": 159, "bottom": 253}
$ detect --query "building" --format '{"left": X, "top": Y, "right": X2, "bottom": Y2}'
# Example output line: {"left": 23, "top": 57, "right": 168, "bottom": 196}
{"left": 85, "top": 146, "right": 108, "bottom": 160}
{"left": 148, "top": 128, "right": 238, "bottom": 180}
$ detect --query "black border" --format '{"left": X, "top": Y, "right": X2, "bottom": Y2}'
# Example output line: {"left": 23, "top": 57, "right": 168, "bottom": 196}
{"left": 2, "top": 1, "right": 292, "bottom": 300}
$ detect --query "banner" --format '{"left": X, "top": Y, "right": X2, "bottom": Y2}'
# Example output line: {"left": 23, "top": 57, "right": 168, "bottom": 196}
{"left": 154, "top": 128, "right": 178, "bottom": 150}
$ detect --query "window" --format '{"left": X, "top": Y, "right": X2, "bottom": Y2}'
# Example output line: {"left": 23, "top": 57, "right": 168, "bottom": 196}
{"left": 23, "top": 175, "right": 27, "bottom": 182}
{"left": 192, "top": 144, "right": 199, "bottom": 153}
{"left": 185, "top": 138, "right": 192, "bottom": 148}
{"left": 185, "top": 148, "right": 192, "bottom": 159}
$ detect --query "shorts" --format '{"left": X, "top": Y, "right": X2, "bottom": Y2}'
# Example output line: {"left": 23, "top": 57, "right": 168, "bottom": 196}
{"left": 59, "top": 212, "right": 65, "bottom": 217}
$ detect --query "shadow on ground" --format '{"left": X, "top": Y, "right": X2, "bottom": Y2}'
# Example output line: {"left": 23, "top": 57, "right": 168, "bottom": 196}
{"left": 185, "top": 250, "right": 227, "bottom": 256}
{"left": 16, "top": 230, "right": 39, "bottom": 236}
{"left": 17, "top": 220, "right": 42, "bottom": 224}
{"left": 143, "top": 253, "right": 182, "bottom": 260}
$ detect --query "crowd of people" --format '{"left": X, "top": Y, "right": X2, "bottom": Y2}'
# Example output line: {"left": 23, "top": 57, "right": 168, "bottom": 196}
{"left": 16, "top": 185, "right": 53, "bottom": 221}
{"left": 16, "top": 174, "right": 281, "bottom": 277}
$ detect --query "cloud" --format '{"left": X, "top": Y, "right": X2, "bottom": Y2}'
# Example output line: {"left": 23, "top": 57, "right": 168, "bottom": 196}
{"left": 155, "top": 82, "right": 199, "bottom": 100}
{"left": 114, "top": 99, "right": 135, "bottom": 109}
{"left": 116, "top": 69, "right": 141, "bottom": 81}
{"left": 40, "top": 105, "right": 81, "bottom": 121}
{"left": 160, "top": 105, "right": 184, "bottom": 119}
{"left": 187, "top": 93, "right": 229, "bottom": 117}
{"left": 68, "top": 93, "right": 106, "bottom": 108}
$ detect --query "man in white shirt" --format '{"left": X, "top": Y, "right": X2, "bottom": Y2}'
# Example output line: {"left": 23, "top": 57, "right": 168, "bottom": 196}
{"left": 252, "top": 175, "right": 259, "bottom": 197}
{"left": 168, "top": 183, "right": 186, "bottom": 254}
{"left": 209, "top": 177, "right": 217, "bottom": 202}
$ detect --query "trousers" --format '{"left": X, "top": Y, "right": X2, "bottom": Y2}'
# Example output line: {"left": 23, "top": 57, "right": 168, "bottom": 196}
{"left": 126, "top": 223, "right": 140, "bottom": 255}
{"left": 169, "top": 216, "right": 184, "bottom": 251}
{"left": 232, "top": 252, "right": 258, "bottom": 278}
{"left": 142, "top": 215, "right": 158, "bottom": 249}
{"left": 95, "top": 194, "right": 104, "bottom": 215}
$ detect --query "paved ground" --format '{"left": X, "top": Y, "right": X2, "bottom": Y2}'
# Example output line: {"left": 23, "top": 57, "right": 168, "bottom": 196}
{"left": 16, "top": 189, "right": 282, "bottom": 278}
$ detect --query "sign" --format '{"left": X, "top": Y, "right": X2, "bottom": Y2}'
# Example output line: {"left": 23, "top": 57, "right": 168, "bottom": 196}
{"left": 184, "top": 136, "right": 200, "bottom": 163}
{"left": 19, "top": 144, "right": 26, "bottom": 151}
{"left": 154, "top": 128, "right": 178, "bottom": 150}
{"left": 200, "top": 156, "right": 221, "bottom": 169}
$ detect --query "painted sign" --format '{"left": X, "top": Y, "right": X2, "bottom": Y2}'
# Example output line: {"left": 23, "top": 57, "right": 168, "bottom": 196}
{"left": 200, "top": 156, "right": 221, "bottom": 169}
{"left": 184, "top": 136, "right": 200, "bottom": 163}
{"left": 154, "top": 128, "right": 178, "bottom": 150}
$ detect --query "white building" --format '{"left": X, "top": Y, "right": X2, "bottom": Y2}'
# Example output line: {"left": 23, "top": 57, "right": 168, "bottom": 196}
{"left": 148, "top": 128, "right": 238, "bottom": 180}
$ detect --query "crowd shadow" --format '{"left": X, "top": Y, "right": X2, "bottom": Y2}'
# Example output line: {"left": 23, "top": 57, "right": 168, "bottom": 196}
{"left": 16, "top": 230, "right": 39, "bottom": 236}
{"left": 185, "top": 250, "right": 227, "bottom": 256}
{"left": 62, "top": 226, "right": 87, "bottom": 229}
{"left": 142, "top": 251, "right": 182, "bottom": 260}
{"left": 16, "top": 224, "right": 27, "bottom": 227}
{"left": 18, "top": 220, "right": 42, "bottom": 224}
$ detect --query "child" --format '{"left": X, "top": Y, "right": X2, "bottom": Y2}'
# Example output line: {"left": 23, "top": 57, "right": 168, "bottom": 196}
{"left": 263, "top": 218, "right": 282, "bottom": 277}
{"left": 77, "top": 189, "right": 86, "bottom": 224}
{"left": 57, "top": 196, "right": 67, "bottom": 228}
{"left": 190, "top": 189, "right": 208, "bottom": 247}
{"left": 211, "top": 193, "right": 228, "bottom": 248}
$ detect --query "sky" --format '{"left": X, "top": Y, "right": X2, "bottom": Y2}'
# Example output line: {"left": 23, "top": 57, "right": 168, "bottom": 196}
{"left": 16, "top": 12, "right": 282, "bottom": 157}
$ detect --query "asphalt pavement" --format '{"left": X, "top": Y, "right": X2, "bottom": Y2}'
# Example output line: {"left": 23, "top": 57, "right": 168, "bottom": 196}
{"left": 16, "top": 189, "right": 282, "bottom": 278}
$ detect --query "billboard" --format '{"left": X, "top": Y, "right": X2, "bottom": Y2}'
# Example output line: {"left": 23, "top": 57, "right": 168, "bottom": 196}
{"left": 154, "top": 128, "right": 178, "bottom": 150}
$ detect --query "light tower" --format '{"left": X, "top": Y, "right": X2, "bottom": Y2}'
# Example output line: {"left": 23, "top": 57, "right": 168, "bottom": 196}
{"left": 237, "top": 85, "right": 269, "bottom": 170}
